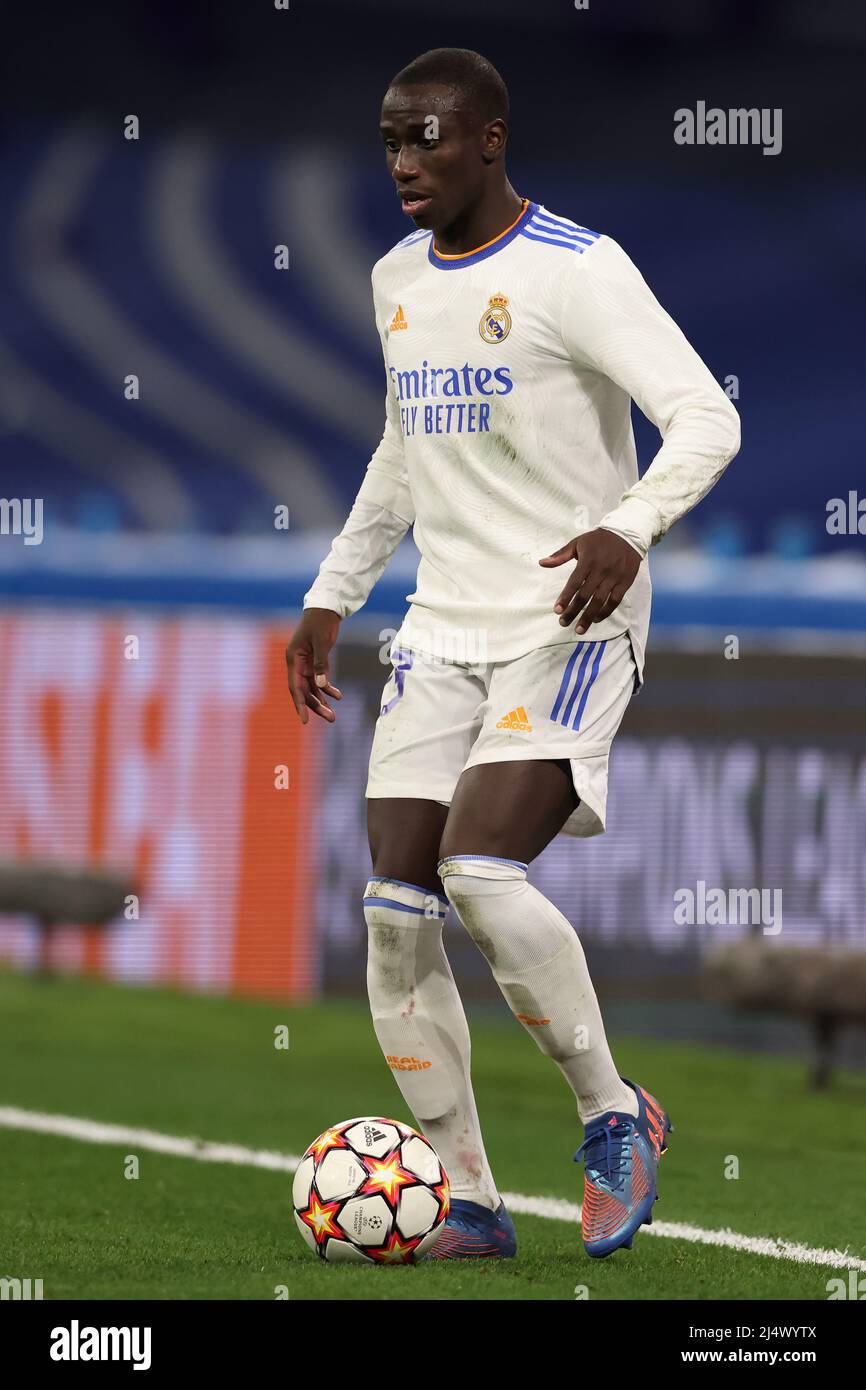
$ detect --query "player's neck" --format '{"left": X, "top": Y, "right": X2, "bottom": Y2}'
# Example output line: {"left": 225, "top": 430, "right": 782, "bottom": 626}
{"left": 432, "top": 184, "right": 526, "bottom": 257}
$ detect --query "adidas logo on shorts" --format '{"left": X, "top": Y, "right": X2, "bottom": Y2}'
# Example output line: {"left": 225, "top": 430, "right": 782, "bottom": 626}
{"left": 495, "top": 705, "right": 533, "bottom": 732}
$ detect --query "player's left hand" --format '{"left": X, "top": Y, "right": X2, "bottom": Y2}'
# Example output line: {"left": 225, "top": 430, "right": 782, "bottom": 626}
{"left": 538, "top": 528, "right": 641, "bottom": 634}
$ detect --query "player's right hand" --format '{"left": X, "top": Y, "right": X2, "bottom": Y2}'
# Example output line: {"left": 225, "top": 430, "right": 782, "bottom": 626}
{"left": 285, "top": 608, "right": 343, "bottom": 725}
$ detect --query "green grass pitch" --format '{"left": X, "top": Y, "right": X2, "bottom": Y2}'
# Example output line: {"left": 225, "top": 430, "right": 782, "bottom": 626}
{"left": 1, "top": 968, "right": 864, "bottom": 1300}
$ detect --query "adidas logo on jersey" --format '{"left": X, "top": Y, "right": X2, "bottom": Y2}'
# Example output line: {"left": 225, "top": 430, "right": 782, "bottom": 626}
{"left": 389, "top": 304, "right": 408, "bottom": 332}
{"left": 495, "top": 706, "right": 533, "bottom": 732}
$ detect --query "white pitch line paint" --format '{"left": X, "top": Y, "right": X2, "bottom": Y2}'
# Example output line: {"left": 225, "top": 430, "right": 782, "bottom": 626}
{"left": 0, "top": 1106, "right": 297, "bottom": 1173}
{"left": 2, "top": 1105, "right": 864, "bottom": 1273}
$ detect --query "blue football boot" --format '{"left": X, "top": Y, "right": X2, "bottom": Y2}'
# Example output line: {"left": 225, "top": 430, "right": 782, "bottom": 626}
{"left": 426, "top": 1198, "right": 517, "bottom": 1259}
{"left": 574, "top": 1077, "right": 673, "bottom": 1258}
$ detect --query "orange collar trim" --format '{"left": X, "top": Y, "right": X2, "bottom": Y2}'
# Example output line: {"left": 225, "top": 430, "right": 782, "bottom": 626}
{"left": 431, "top": 198, "right": 529, "bottom": 261}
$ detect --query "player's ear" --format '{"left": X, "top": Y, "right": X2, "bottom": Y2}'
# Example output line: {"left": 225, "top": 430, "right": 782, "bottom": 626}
{"left": 482, "top": 118, "right": 508, "bottom": 161}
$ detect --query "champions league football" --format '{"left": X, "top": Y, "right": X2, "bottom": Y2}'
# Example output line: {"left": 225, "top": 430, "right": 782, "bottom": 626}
{"left": 293, "top": 1118, "right": 450, "bottom": 1263}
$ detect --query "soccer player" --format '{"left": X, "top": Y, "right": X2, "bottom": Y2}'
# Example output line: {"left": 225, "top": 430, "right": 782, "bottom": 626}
{"left": 287, "top": 48, "right": 740, "bottom": 1259}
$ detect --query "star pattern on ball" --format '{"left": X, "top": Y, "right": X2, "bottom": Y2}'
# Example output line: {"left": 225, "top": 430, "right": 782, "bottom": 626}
{"left": 368, "top": 1228, "right": 421, "bottom": 1264}
{"left": 299, "top": 1192, "right": 342, "bottom": 1244}
{"left": 305, "top": 1125, "right": 350, "bottom": 1162}
{"left": 432, "top": 1176, "right": 450, "bottom": 1221}
{"left": 362, "top": 1151, "right": 419, "bottom": 1205}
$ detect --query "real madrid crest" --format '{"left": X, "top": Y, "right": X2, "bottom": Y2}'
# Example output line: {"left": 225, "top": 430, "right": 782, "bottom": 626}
{"left": 479, "top": 293, "right": 512, "bottom": 344}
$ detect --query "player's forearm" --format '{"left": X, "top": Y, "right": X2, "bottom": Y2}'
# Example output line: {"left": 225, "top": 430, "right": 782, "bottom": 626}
{"left": 303, "top": 496, "right": 411, "bottom": 620}
{"left": 600, "top": 390, "right": 741, "bottom": 557}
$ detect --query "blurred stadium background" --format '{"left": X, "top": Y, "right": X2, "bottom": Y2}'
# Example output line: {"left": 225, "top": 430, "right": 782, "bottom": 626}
{"left": 1, "top": 0, "right": 866, "bottom": 1296}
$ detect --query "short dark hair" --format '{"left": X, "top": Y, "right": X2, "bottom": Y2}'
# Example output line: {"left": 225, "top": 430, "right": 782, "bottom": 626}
{"left": 389, "top": 48, "right": 509, "bottom": 125}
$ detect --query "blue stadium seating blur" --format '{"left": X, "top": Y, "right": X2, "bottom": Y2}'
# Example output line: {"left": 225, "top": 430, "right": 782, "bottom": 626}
{"left": 1, "top": 126, "right": 863, "bottom": 557}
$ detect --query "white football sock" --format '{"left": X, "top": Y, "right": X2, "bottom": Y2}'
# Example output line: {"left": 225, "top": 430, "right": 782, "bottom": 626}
{"left": 363, "top": 876, "right": 501, "bottom": 1210}
{"left": 438, "top": 855, "right": 638, "bottom": 1124}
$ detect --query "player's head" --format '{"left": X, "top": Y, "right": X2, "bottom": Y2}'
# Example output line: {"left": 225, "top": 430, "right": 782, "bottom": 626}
{"left": 380, "top": 48, "right": 510, "bottom": 229}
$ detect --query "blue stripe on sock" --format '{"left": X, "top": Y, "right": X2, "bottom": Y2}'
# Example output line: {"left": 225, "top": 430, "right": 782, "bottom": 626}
{"left": 365, "top": 875, "right": 449, "bottom": 905}
{"left": 438, "top": 854, "right": 528, "bottom": 873}
{"left": 362, "top": 895, "right": 448, "bottom": 917}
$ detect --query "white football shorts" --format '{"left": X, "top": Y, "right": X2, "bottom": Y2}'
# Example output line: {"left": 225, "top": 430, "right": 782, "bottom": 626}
{"left": 365, "top": 630, "right": 641, "bottom": 838}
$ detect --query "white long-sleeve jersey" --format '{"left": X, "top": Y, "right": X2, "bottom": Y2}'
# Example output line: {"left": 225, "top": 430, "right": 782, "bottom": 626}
{"left": 303, "top": 199, "right": 740, "bottom": 675}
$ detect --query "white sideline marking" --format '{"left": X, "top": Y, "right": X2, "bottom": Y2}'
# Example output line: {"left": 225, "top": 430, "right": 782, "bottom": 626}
{"left": 0, "top": 1106, "right": 296, "bottom": 1172}
{"left": 1, "top": 1105, "right": 864, "bottom": 1273}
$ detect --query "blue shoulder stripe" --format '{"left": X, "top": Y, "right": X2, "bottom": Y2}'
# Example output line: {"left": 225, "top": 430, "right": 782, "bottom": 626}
{"left": 395, "top": 228, "right": 432, "bottom": 250}
{"left": 521, "top": 207, "right": 601, "bottom": 254}
{"left": 530, "top": 211, "right": 600, "bottom": 241}
{"left": 532, "top": 206, "right": 598, "bottom": 234}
